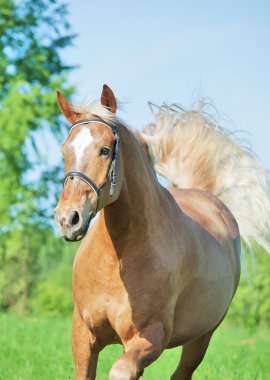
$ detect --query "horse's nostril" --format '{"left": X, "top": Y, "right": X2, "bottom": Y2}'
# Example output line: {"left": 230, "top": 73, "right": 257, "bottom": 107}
{"left": 69, "top": 211, "right": 80, "bottom": 227}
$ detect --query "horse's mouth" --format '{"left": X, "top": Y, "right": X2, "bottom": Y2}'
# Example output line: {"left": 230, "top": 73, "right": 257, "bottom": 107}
{"left": 64, "top": 235, "right": 84, "bottom": 242}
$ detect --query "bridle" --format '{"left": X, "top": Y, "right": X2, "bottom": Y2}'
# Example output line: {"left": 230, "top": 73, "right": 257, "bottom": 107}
{"left": 63, "top": 118, "right": 120, "bottom": 215}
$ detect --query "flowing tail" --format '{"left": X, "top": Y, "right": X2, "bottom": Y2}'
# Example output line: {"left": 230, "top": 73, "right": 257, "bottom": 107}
{"left": 142, "top": 102, "right": 270, "bottom": 254}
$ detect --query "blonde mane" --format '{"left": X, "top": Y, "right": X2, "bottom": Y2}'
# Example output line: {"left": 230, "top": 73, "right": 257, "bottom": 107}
{"left": 72, "top": 98, "right": 117, "bottom": 123}
{"left": 142, "top": 102, "right": 270, "bottom": 255}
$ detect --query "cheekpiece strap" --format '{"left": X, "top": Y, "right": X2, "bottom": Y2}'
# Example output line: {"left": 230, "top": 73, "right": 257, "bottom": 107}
{"left": 109, "top": 135, "right": 120, "bottom": 196}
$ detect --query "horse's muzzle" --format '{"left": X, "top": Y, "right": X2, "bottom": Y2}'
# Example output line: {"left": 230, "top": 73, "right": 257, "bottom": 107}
{"left": 54, "top": 208, "right": 92, "bottom": 242}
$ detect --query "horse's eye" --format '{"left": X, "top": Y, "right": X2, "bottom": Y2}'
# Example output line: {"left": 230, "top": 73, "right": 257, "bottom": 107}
{"left": 100, "top": 147, "right": 110, "bottom": 156}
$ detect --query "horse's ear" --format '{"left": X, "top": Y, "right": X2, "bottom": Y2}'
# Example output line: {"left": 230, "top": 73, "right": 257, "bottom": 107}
{"left": 56, "top": 90, "right": 80, "bottom": 124}
{"left": 100, "top": 84, "right": 117, "bottom": 114}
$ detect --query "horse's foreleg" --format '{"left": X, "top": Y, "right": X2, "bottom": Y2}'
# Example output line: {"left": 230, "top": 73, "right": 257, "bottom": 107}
{"left": 109, "top": 322, "right": 164, "bottom": 380}
{"left": 170, "top": 329, "right": 214, "bottom": 380}
{"left": 72, "top": 306, "right": 99, "bottom": 380}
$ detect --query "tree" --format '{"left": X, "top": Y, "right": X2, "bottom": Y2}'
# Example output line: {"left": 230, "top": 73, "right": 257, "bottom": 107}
{"left": 0, "top": 0, "right": 76, "bottom": 311}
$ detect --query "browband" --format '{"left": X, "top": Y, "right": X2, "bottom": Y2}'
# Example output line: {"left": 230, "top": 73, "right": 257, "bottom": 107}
{"left": 69, "top": 118, "right": 118, "bottom": 134}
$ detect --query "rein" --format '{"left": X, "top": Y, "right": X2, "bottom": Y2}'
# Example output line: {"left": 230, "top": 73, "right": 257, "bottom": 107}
{"left": 63, "top": 118, "right": 120, "bottom": 215}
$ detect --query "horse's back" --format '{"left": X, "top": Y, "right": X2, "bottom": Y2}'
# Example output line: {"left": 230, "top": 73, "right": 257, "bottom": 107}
{"left": 168, "top": 187, "right": 239, "bottom": 245}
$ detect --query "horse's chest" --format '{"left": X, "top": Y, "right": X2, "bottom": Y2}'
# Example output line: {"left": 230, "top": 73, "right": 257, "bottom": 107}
{"left": 74, "top": 271, "right": 112, "bottom": 323}
{"left": 75, "top": 286, "right": 120, "bottom": 344}
{"left": 73, "top": 255, "right": 125, "bottom": 343}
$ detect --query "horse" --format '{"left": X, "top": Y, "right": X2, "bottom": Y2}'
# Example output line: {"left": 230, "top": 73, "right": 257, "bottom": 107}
{"left": 54, "top": 85, "right": 270, "bottom": 380}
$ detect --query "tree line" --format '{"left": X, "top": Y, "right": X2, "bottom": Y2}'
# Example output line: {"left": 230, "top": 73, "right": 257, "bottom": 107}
{"left": 0, "top": 0, "right": 76, "bottom": 313}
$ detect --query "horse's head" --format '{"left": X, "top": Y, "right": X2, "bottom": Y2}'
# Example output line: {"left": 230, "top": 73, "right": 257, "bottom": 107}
{"left": 54, "top": 85, "right": 121, "bottom": 241}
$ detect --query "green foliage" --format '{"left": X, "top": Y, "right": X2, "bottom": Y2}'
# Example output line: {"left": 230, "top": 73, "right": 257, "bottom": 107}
{"left": 0, "top": 0, "right": 76, "bottom": 96}
{"left": 0, "top": 225, "right": 77, "bottom": 313}
{"left": 0, "top": 0, "right": 75, "bottom": 227}
{"left": 30, "top": 244, "right": 76, "bottom": 316}
{"left": 30, "top": 282, "right": 73, "bottom": 317}
{"left": 0, "top": 226, "right": 41, "bottom": 312}
{"left": 0, "top": 0, "right": 75, "bottom": 312}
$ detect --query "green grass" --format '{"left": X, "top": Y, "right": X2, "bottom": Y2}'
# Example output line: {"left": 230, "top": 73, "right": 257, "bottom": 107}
{"left": 0, "top": 314, "right": 269, "bottom": 380}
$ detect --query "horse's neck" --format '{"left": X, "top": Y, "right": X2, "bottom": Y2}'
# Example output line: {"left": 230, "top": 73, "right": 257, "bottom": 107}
{"left": 101, "top": 125, "right": 164, "bottom": 242}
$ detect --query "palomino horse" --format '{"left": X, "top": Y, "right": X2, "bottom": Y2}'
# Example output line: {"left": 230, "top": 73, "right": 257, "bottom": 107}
{"left": 54, "top": 85, "right": 242, "bottom": 380}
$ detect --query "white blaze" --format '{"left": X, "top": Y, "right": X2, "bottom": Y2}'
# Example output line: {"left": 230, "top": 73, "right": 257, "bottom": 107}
{"left": 71, "top": 128, "right": 93, "bottom": 164}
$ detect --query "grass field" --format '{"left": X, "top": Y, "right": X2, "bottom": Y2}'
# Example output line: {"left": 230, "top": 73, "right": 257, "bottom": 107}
{"left": 0, "top": 314, "right": 269, "bottom": 380}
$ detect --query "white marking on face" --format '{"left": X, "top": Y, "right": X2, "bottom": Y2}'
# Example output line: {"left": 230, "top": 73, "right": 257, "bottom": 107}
{"left": 71, "top": 128, "right": 93, "bottom": 164}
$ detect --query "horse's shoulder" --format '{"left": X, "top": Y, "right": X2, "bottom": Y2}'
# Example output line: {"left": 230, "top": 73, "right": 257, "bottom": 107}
{"left": 168, "top": 187, "right": 239, "bottom": 243}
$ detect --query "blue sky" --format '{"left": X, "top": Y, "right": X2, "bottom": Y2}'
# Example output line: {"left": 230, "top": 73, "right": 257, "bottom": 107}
{"left": 60, "top": 0, "right": 270, "bottom": 169}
